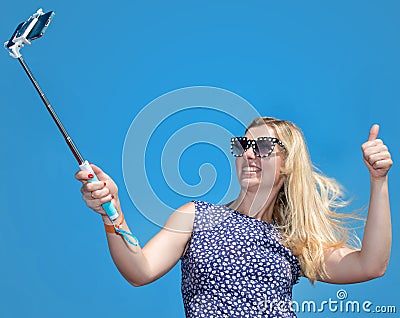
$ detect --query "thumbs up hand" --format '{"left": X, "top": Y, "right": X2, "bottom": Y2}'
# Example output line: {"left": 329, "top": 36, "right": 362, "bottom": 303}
{"left": 361, "top": 124, "right": 393, "bottom": 180}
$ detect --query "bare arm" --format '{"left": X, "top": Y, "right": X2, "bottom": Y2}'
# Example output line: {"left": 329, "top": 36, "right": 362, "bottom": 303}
{"left": 322, "top": 176, "right": 391, "bottom": 284}
{"left": 75, "top": 164, "right": 195, "bottom": 287}
{"left": 321, "top": 124, "right": 392, "bottom": 284}
{"left": 103, "top": 202, "right": 194, "bottom": 286}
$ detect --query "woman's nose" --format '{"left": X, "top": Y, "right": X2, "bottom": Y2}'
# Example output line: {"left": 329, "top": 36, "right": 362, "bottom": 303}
{"left": 244, "top": 146, "right": 256, "bottom": 159}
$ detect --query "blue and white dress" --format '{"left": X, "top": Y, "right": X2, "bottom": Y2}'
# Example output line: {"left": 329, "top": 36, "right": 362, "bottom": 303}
{"left": 181, "top": 200, "right": 301, "bottom": 318}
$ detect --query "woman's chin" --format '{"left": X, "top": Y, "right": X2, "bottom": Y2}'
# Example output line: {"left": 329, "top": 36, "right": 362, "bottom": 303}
{"left": 239, "top": 177, "right": 260, "bottom": 188}
{"left": 239, "top": 175, "right": 277, "bottom": 192}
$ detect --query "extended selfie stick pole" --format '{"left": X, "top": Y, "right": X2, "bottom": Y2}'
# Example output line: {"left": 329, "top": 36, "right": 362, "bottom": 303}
{"left": 18, "top": 56, "right": 85, "bottom": 164}
{"left": 4, "top": 9, "right": 119, "bottom": 221}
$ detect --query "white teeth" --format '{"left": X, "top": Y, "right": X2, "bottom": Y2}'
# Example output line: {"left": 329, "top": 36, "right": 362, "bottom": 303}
{"left": 243, "top": 167, "right": 260, "bottom": 172}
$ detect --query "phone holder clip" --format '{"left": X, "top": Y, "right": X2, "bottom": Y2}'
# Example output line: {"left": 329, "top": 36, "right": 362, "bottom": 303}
{"left": 4, "top": 9, "right": 44, "bottom": 58}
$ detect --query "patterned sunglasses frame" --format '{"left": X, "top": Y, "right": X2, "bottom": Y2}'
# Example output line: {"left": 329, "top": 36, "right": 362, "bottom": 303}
{"left": 230, "top": 136, "right": 286, "bottom": 158}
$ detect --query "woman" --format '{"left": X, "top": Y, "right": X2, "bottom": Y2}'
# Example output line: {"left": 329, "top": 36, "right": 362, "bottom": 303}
{"left": 75, "top": 117, "right": 392, "bottom": 317}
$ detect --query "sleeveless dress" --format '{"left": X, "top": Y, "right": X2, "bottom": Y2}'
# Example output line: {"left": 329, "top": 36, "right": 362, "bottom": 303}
{"left": 181, "top": 200, "right": 301, "bottom": 318}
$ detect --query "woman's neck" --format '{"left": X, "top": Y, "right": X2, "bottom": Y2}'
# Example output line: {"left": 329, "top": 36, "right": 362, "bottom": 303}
{"left": 227, "top": 190, "right": 277, "bottom": 223}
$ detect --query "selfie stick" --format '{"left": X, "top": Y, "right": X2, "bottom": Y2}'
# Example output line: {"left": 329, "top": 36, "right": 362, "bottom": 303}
{"left": 4, "top": 9, "right": 119, "bottom": 221}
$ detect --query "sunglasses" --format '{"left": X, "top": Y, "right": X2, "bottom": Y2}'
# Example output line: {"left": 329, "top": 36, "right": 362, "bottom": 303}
{"left": 230, "top": 136, "right": 286, "bottom": 158}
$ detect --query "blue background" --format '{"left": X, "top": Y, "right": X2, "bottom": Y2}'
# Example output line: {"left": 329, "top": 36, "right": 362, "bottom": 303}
{"left": 0, "top": 1, "right": 399, "bottom": 317}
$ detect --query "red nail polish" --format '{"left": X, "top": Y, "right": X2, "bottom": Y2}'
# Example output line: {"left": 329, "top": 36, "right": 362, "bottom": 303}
{"left": 111, "top": 195, "right": 114, "bottom": 199}
{"left": 88, "top": 174, "right": 94, "bottom": 179}
{"left": 104, "top": 182, "right": 107, "bottom": 186}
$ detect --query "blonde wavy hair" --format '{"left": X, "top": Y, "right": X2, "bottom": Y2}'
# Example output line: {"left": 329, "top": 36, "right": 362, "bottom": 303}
{"left": 246, "top": 117, "right": 361, "bottom": 283}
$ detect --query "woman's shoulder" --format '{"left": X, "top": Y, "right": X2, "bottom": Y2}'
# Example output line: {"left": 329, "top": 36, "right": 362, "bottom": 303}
{"left": 191, "top": 199, "right": 212, "bottom": 209}
{"left": 187, "top": 200, "right": 234, "bottom": 231}
{"left": 163, "top": 201, "right": 196, "bottom": 233}
{"left": 164, "top": 200, "right": 223, "bottom": 232}
{"left": 171, "top": 200, "right": 224, "bottom": 216}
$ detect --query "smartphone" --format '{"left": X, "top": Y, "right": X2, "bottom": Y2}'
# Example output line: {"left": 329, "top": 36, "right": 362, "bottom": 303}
{"left": 5, "top": 9, "right": 55, "bottom": 47}
{"left": 27, "top": 11, "right": 55, "bottom": 41}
